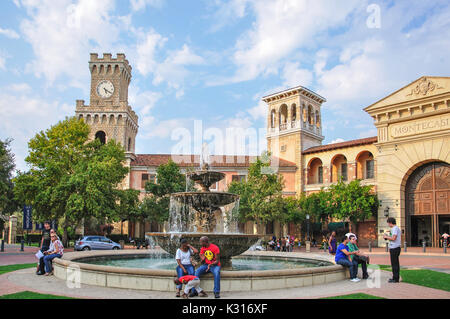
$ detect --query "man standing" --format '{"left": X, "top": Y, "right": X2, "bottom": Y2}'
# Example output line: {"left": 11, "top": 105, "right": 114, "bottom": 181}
{"left": 36, "top": 222, "right": 51, "bottom": 275}
{"left": 383, "top": 217, "right": 401, "bottom": 283}
{"left": 195, "top": 236, "right": 221, "bottom": 299}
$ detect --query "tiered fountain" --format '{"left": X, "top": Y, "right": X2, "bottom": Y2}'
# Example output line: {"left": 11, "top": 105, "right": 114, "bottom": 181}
{"left": 146, "top": 157, "right": 261, "bottom": 268}
{"left": 54, "top": 147, "right": 345, "bottom": 292}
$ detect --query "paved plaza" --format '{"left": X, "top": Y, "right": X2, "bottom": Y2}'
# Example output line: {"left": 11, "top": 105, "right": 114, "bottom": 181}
{"left": 0, "top": 244, "right": 449, "bottom": 299}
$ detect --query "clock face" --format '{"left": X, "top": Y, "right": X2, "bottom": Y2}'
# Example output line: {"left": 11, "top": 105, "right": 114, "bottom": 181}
{"left": 96, "top": 80, "right": 114, "bottom": 99}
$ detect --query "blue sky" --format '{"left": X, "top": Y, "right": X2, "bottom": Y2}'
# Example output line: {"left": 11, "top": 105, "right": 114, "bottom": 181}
{"left": 1, "top": 0, "right": 450, "bottom": 172}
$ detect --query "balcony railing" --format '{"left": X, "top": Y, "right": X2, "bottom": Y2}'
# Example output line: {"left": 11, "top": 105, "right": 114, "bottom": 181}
{"left": 279, "top": 123, "right": 287, "bottom": 131}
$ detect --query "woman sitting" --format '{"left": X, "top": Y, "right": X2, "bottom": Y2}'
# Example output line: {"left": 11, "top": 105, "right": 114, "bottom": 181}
{"left": 43, "top": 232, "right": 64, "bottom": 276}
{"left": 175, "top": 238, "right": 199, "bottom": 297}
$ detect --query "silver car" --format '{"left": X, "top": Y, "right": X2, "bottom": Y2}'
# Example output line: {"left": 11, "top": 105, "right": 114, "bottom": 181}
{"left": 75, "top": 236, "right": 121, "bottom": 251}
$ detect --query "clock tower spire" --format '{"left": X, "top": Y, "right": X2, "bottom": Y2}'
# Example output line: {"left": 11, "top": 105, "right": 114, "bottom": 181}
{"left": 75, "top": 53, "right": 138, "bottom": 155}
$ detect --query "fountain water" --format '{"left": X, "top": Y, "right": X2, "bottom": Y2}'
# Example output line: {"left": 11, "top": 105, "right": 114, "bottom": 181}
{"left": 146, "top": 150, "right": 260, "bottom": 268}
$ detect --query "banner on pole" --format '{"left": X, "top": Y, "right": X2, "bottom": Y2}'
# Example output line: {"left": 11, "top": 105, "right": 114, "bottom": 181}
{"left": 23, "top": 206, "right": 32, "bottom": 230}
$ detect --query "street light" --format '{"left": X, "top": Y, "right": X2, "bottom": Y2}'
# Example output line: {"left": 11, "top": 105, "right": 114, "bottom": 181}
{"left": 306, "top": 214, "right": 310, "bottom": 241}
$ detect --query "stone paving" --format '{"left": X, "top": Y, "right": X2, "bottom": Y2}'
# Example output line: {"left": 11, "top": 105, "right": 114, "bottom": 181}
{"left": 0, "top": 244, "right": 449, "bottom": 299}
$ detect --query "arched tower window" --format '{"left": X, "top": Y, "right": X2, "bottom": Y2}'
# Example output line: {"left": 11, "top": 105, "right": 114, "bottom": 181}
{"left": 270, "top": 109, "right": 276, "bottom": 128}
{"left": 308, "top": 105, "right": 314, "bottom": 125}
{"left": 291, "top": 104, "right": 297, "bottom": 121}
{"left": 95, "top": 131, "right": 106, "bottom": 145}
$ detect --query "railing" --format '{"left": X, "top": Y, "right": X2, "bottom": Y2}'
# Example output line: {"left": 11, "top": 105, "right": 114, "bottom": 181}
{"left": 291, "top": 121, "right": 297, "bottom": 128}
{"left": 279, "top": 123, "right": 287, "bottom": 131}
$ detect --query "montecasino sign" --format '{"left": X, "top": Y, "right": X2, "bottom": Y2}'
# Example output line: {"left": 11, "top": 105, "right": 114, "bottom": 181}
{"left": 390, "top": 114, "right": 450, "bottom": 138}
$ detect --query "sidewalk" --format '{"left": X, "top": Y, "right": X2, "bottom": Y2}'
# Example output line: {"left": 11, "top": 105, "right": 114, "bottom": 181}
{"left": 0, "top": 244, "right": 74, "bottom": 266}
{"left": 1, "top": 265, "right": 449, "bottom": 299}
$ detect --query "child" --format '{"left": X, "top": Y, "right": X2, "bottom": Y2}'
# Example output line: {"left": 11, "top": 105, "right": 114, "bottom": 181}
{"left": 174, "top": 275, "right": 208, "bottom": 298}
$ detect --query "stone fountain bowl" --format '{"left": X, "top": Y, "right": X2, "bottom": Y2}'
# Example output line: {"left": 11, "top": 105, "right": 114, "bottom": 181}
{"left": 146, "top": 232, "right": 261, "bottom": 268}
{"left": 186, "top": 170, "right": 225, "bottom": 190}
{"left": 171, "top": 192, "right": 239, "bottom": 211}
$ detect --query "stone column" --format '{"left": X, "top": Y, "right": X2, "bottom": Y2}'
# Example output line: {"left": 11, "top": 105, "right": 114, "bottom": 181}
{"left": 8, "top": 215, "right": 17, "bottom": 244}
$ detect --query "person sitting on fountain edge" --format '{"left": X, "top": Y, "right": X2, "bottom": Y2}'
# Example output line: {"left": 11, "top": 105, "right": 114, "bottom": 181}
{"left": 175, "top": 238, "right": 199, "bottom": 297}
{"left": 194, "top": 236, "right": 221, "bottom": 298}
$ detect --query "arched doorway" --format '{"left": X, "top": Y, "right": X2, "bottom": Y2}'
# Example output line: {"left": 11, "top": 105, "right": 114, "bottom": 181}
{"left": 405, "top": 162, "right": 450, "bottom": 247}
{"left": 95, "top": 131, "right": 106, "bottom": 144}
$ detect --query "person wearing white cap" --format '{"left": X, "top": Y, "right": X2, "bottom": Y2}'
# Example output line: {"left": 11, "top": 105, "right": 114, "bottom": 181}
{"left": 347, "top": 234, "right": 370, "bottom": 279}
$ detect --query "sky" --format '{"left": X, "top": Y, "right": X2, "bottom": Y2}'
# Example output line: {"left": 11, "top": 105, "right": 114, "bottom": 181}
{"left": 1, "top": 0, "right": 449, "bottom": 172}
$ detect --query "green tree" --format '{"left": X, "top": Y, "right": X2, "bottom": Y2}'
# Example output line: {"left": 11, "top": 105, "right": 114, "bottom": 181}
{"left": 328, "top": 179, "right": 379, "bottom": 231}
{"left": 228, "top": 153, "right": 285, "bottom": 226}
{"left": 0, "top": 138, "right": 18, "bottom": 217}
{"left": 140, "top": 159, "right": 192, "bottom": 224}
{"left": 13, "top": 117, "right": 138, "bottom": 246}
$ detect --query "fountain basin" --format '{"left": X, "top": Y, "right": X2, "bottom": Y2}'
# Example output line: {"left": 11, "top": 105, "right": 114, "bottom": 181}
{"left": 53, "top": 249, "right": 348, "bottom": 292}
{"left": 146, "top": 232, "right": 261, "bottom": 268}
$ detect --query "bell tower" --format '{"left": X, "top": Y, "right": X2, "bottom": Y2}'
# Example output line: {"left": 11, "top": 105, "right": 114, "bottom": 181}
{"left": 263, "top": 86, "right": 326, "bottom": 194}
{"left": 75, "top": 53, "right": 138, "bottom": 155}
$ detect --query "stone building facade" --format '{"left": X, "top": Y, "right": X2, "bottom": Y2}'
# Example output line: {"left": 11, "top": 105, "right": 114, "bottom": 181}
{"left": 267, "top": 76, "right": 450, "bottom": 247}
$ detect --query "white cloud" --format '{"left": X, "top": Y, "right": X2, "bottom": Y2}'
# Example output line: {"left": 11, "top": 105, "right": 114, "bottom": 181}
{"left": 208, "top": 0, "right": 251, "bottom": 32}
{"left": 134, "top": 28, "right": 204, "bottom": 97}
{"left": 228, "top": 0, "right": 360, "bottom": 83}
{"left": 0, "top": 27, "right": 20, "bottom": 39}
{"left": 317, "top": 38, "right": 386, "bottom": 104}
{"left": 19, "top": 0, "right": 123, "bottom": 86}
{"left": 135, "top": 28, "right": 167, "bottom": 76}
{"left": 130, "top": 0, "right": 164, "bottom": 12}
{"left": 128, "top": 85, "right": 162, "bottom": 116}
{"left": 330, "top": 138, "right": 345, "bottom": 144}
{"left": 152, "top": 44, "right": 204, "bottom": 97}
{"left": 281, "top": 62, "right": 313, "bottom": 88}
{"left": 0, "top": 53, "right": 6, "bottom": 70}
{"left": 0, "top": 89, "right": 72, "bottom": 172}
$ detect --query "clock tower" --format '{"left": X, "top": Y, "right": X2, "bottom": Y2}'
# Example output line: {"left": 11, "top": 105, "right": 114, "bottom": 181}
{"left": 75, "top": 53, "right": 138, "bottom": 156}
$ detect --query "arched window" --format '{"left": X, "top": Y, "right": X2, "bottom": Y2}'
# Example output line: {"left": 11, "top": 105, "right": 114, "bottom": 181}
{"left": 356, "top": 151, "right": 374, "bottom": 179}
{"left": 302, "top": 103, "right": 307, "bottom": 122}
{"left": 291, "top": 104, "right": 297, "bottom": 121}
{"left": 95, "top": 131, "right": 106, "bottom": 145}
{"left": 315, "top": 110, "right": 320, "bottom": 128}
{"left": 270, "top": 109, "right": 276, "bottom": 128}
{"left": 308, "top": 158, "right": 323, "bottom": 184}
{"left": 308, "top": 105, "right": 314, "bottom": 125}
{"left": 331, "top": 154, "right": 347, "bottom": 182}
{"left": 279, "top": 104, "right": 288, "bottom": 130}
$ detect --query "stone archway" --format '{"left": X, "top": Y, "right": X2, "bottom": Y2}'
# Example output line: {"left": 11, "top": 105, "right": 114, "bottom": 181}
{"left": 405, "top": 161, "right": 450, "bottom": 247}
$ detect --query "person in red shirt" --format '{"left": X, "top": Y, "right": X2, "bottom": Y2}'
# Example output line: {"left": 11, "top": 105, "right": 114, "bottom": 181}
{"left": 174, "top": 275, "right": 207, "bottom": 298}
{"left": 194, "top": 236, "right": 221, "bottom": 298}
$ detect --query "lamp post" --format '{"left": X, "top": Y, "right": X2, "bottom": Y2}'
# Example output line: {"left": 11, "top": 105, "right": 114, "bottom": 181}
{"left": 306, "top": 214, "right": 310, "bottom": 241}
{"left": 306, "top": 214, "right": 310, "bottom": 253}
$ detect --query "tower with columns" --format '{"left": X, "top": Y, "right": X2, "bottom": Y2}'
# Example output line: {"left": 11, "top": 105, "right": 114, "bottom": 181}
{"left": 263, "top": 86, "right": 326, "bottom": 194}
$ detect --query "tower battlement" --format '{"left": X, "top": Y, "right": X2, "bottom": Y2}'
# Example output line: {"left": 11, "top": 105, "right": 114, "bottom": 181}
{"left": 89, "top": 53, "right": 132, "bottom": 75}
{"left": 76, "top": 53, "right": 138, "bottom": 155}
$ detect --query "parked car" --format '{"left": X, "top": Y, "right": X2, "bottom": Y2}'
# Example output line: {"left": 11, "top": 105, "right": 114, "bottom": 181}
{"left": 74, "top": 236, "right": 121, "bottom": 251}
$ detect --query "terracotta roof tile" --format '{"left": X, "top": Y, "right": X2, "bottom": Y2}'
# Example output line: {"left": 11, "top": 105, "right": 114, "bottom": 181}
{"left": 302, "top": 136, "right": 377, "bottom": 155}
{"left": 132, "top": 154, "right": 297, "bottom": 168}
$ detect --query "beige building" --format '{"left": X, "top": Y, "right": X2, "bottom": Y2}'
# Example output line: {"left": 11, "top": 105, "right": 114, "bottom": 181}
{"left": 267, "top": 76, "right": 450, "bottom": 247}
